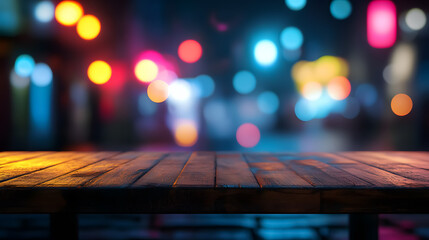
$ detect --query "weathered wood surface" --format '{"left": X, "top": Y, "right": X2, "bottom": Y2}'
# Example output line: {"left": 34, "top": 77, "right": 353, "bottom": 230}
{"left": 0, "top": 151, "right": 428, "bottom": 213}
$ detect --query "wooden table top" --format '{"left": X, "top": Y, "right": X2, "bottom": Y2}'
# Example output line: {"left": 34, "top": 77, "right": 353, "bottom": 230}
{"left": 0, "top": 151, "right": 428, "bottom": 214}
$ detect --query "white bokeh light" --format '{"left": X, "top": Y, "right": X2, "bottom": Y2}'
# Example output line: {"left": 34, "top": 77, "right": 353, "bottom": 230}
{"left": 34, "top": 1, "right": 55, "bottom": 23}
{"left": 405, "top": 8, "right": 427, "bottom": 31}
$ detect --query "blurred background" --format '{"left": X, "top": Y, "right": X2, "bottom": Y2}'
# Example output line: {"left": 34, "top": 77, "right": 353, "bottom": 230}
{"left": 1, "top": 0, "right": 429, "bottom": 152}
{"left": 1, "top": 0, "right": 429, "bottom": 239}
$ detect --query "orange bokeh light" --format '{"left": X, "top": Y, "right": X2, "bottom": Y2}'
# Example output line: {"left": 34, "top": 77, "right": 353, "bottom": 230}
{"left": 76, "top": 15, "right": 101, "bottom": 40}
{"left": 178, "top": 40, "right": 202, "bottom": 63}
{"left": 55, "top": 1, "right": 83, "bottom": 26}
{"left": 147, "top": 80, "right": 169, "bottom": 103}
{"left": 174, "top": 121, "right": 198, "bottom": 147}
{"left": 391, "top": 93, "right": 413, "bottom": 116}
{"left": 327, "top": 76, "right": 351, "bottom": 100}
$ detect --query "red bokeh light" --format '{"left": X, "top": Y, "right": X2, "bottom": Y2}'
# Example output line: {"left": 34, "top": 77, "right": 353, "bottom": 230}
{"left": 178, "top": 40, "right": 202, "bottom": 63}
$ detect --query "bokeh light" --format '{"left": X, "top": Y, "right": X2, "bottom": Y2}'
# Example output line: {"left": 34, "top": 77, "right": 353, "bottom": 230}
{"left": 292, "top": 56, "right": 349, "bottom": 93}
{"left": 330, "top": 0, "right": 352, "bottom": 20}
{"left": 233, "top": 70, "right": 256, "bottom": 94}
{"left": 31, "top": 63, "right": 53, "bottom": 87}
{"left": 355, "top": 84, "right": 377, "bottom": 107}
{"left": 147, "top": 80, "right": 169, "bottom": 103}
{"left": 193, "top": 74, "right": 215, "bottom": 98}
{"left": 174, "top": 121, "right": 198, "bottom": 147}
{"left": 280, "top": 27, "right": 303, "bottom": 50}
{"left": 135, "top": 59, "right": 158, "bottom": 83}
{"left": 405, "top": 8, "right": 426, "bottom": 31}
{"left": 390, "top": 43, "right": 416, "bottom": 84}
{"left": 285, "top": 0, "right": 306, "bottom": 11}
{"left": 14, "top": 54, "right": 35, "bottom": 78}
{"left": 87, "top": 60, "right": 112, "bottom": 85}
{"left": 367, "top": 0, "right": 396, "bottom": 48}
{"left": 254, "top": 40, "right": 278, "bottom": 66}
{"left": 34, "top": 1, "right": 54, "bottom": 23}
{"left": 76, "top": 15, "right": 100, "bottom": 40}
{"left": 391, "top": 93, "right": 413, "bottom": 116}
{"left": 257, "top": 91, "right": 279, "bottom": 114}
{"left": 295, "top": 98, "right": 317, "bottom": 121}
{"left": 178, "top": 40, "right": 202, "bottom": 63}
{"left": 302, "top": 81, "right": 322, "bottom": 101}
{"left": 54, "top": 1, "right": 83, "bottom": 26}
{"left": 168, "top": 79, "right": 192, "bottom": 103}
{"left": 236, "top": 123, "right": 260, "bottom": 148}
{"left": 327, "top": 76, "right": 351, "bottom": 100}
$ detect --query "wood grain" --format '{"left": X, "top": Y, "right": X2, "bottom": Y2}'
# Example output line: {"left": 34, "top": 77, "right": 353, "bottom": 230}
{"left": 86, "top": 152, "right": 165, "bottom": 187}
{"left": 132, "top": 152, "right": 191, "bottom": 187}
{"left": 216, "top": 153, "right": 259, "bottom": 188}
{"left": 0, "top": 152, "right": 118, "bottom": 187}
{"left": 244, "top": 153, "right": 311, "bottom": 187}
{"left": 174, "top": 152, "right": 215, "bottom": 187}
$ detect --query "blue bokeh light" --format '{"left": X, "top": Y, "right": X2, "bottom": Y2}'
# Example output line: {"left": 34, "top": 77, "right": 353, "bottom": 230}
{"left": 31, "top": 63, "right": 53, "bottom": 87}
{"left": 193, "top": 74, "right": 215, "bottom": 98}
{"left": 257, "top": 91, "right": 279, "bottom": 114}
{"left": 330, "top": 0, "right": 352, "bottom": 20}
{"left": 280, "top": 27, "right": 303, "bottom": 50}
{"left": 355, "top": 84, "right": 378, "bottom": 107}
{"left": 254, "top": 40, "right": 278, "bottom": 66}
{"left": 34, "top": 1, "right": 54, "bottom": 23}
{"left": 295, "top": 98, "right": 317, "bottom": 121}
{"left": 285, "top": 0, "right": 307, "bottom": 11}
{"left": 233, "top": 70, "right": 256, "bottom": 94}
{"left": 14, "top": 54, "right": 35, "bottom": 78}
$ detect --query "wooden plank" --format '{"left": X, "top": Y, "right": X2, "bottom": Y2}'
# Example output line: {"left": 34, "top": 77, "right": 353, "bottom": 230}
{"left": 86, "top": 152, "right": 165, "bottom": 187}
{"left": 365, "top": 152, "right": 429, "bottom": 170}
{"left": 174, "top": 152, "right": 215, "bottom": 187}
{"left": 216, "top": 153, "right": 259, "bottom": 188}
{"left": 243, "top": 153, "right": 312, "bottom": 187}
{"left": 0, "top": 152, "right": 119, "bottom": 187}
{"left": 314, "top": 153, "right": 427, "bottom": 187}
{"left": 132, "top": 152, "right": 191, "bottom": 187}
{"left": 0, "top": 152, "right": 53, "bottom": 166}
{"left": 276, "top": 154, "right": 349, "bottom": 187}
{"left": 290, "top": 158, "right": 371, "bottom": 187}
{"left": 341, "top": 152, "right": 429, "bottom": 183}
{"left": 0, "top": 152, "right": 88, "bottom": 183}
{"left": 39, "top": 158, "right": 129, "bottom": 187}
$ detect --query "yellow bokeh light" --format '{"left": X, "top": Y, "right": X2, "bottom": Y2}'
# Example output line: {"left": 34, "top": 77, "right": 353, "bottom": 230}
{"left": 135, "top": 59, "right": 158, "bottom": 83}
{"left": 76, "top": 15, "right": 100, "bottom": 40}
{"left": 391, "top": 93, "right": 413, "bottom": 116}
{"left": 291, "top": 56, "right": 349, "bottom": 92}
{"left": 174, "top": 121, "right": 198, "bottom": 147}
{"left": 87, "top": 60, "right": 112, "bottom": 85}
{"left": 314, "top": 56, "right": 342, "bottom": 83}
{"left": 147, "top": 80, "right": 169, "bottom": 103}
{"left": 302, "top": 81, "right": 322, "bottom": 100}
{"left": 327, "top": 76, "right": 351, "bottom": 100}
{"left": 55, "top": 1, "right": 83, "bottom": 26}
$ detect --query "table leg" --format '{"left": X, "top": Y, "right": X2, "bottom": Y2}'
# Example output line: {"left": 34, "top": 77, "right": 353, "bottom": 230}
{"left": 349, "top": 214, "right": 378, "bottom": 240}
{"left": 50, "top": 213, "right": 78, "bottom": 240}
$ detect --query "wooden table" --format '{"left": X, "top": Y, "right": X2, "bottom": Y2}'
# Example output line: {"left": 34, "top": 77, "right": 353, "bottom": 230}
{"left": 0, "top": 151, "right": 428, "bottom": 240}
